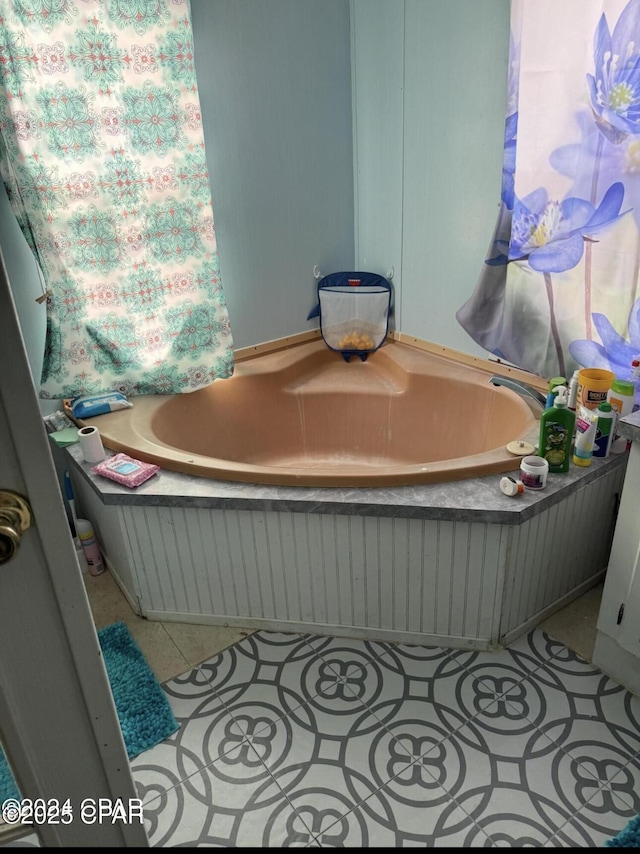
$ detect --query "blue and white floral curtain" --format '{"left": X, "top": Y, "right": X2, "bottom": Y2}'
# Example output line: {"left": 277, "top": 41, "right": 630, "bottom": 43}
{"left": 0, "top": 0, "right": 234, "bottom": 399}
{"left": 457, "top": 0, "right": 640, "bottom": 402}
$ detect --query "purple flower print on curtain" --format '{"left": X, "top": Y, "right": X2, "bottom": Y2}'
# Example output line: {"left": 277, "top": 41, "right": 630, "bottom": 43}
{"left": 508, "top": 183, "right": 627, "bottom": 376}
{"left": 457, "top": 0, "right": 640, "bottom": 383}
{"left": 552, "top": 109, "right": 640, "bottom": 319}
{"left": 580, "top": 0, "right": 640, "bottom": 340}
{"left": 570, "top": 297, "right": 640, "bottom": 406}
{"left": 587, "top": 1, "right": 640, "bottom": 144}
{"left": 0, "top": 0, "right": 234, "bottom": 398}
{"left": 509, "top": 183, "right": 627, "bottom": 273}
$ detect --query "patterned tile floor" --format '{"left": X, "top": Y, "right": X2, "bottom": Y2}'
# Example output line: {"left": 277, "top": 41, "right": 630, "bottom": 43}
{"left": 132, "top": 626, "right": 640, "bottom": 847}
{"left": 4, "top": 577, "right": 639, "bottom": 847}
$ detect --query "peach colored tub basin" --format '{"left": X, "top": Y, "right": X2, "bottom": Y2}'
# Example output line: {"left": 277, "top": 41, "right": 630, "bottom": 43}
{"left": 81, "top": 338, "right": 540, "bottom": 487}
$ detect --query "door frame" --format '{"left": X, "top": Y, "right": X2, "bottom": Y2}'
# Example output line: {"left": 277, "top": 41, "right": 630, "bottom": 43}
{"left": 0, "top": 249, "right": 148, "bottom": 847}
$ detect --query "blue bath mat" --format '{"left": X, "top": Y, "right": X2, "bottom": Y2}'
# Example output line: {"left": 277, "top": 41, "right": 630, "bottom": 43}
{"left": 0, "top": 621, "right": 178, "bottom": 803}
{"left": 607, "top": 815, "right": 640, "bottom": 846}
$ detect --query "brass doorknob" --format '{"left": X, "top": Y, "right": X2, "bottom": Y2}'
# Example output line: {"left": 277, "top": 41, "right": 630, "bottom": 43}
{"left": 0, "top": 491, "right": 32, "bottom": 565}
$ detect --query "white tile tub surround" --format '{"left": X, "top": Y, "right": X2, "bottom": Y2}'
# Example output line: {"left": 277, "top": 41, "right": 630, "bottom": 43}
{"left": 67, "top": 445, "right": 627, "bottom": 651}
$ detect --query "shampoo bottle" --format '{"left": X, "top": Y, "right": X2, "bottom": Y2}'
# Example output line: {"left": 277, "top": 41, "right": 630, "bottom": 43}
{"left": 76, "top": 518, "right": 106, "bottom": 576}
{"left": 593, "top": 401, "right": 616, "bottom": 458}
{"left": 567, "top": 369, "right": 580, "bottom": 411}
{"left": 538, "top": 385, "right": 575, "bottom": 473}
{"left": 573, "top": 406, "right": 599, "bottom": 467}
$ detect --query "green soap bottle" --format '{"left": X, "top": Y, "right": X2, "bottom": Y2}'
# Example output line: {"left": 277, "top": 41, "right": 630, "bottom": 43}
{"left": 538, "top": 385, "right": 576, "bottom": 473}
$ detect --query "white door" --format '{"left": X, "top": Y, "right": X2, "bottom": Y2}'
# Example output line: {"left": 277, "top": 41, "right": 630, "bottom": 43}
{"left": 598, "top": 440, "right": 640, "bottom": 655}
{"left": 593, "top": 439, "right": 640, "bottom": 694}
{"left": 0, "top": 250, "right": 148, "bottom": 846}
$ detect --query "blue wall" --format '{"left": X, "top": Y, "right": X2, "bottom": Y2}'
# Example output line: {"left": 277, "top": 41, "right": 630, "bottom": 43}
{"left": 191, "top": 0, "right": 355, "bottom": 349}
{"left": 352, "top": 0, "right": 511, "bottom": 356}
{"left": 193, "top": 0, "right": 510, "bottom": 353}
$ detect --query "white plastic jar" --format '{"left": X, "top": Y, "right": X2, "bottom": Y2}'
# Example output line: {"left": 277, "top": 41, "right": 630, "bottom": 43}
{"left": 519, "top": 455, "right": 549, "bottom": 490}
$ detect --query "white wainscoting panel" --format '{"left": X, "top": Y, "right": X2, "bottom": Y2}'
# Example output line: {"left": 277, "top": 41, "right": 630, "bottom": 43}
{"left": 72, "top": 460, "right": 625, "bottom": 651}
{"left": 499, "top": 463, "right": 626, "bottom": 643}
{"left": 113, "top": 507, "right": 505, "bottom": 647}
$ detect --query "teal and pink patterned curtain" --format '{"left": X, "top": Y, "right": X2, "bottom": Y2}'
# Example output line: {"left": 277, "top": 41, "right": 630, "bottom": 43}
{"left": 458, "top": 0, "right": 640, "bottom": 405}
{"left": 0, "top": 0, "right": 234, "bottom": 399}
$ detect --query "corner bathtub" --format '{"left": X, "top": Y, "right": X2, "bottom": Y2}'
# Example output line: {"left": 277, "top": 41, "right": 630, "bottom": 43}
{"left": 81, "top": 336, "right": 539, "bottom": 487}
{"left": 68, "top": 333, "right": 626, "bottom": 651}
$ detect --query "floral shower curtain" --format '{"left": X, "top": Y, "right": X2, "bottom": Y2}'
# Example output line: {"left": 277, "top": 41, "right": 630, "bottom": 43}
{"left": 457, "top": 0, "right": 640, "bottom": 402}
{"left": 0, "top": 0, "right": 234, "bottom": 399}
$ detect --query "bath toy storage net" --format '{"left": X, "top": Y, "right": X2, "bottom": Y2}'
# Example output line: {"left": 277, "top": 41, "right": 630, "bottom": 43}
{"left": 307, "top": 272, "right": 392, "bottom": 362}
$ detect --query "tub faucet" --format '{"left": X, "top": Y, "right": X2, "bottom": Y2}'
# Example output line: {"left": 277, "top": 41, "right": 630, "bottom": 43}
{"left": 488, "top": 376, "right": 547, "bottom": 409}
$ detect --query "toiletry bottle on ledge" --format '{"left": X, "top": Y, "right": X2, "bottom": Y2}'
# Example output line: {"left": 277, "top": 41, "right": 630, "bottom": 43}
{"left": 545, "top": 376, "right": 567, "bottom": 410}
{"left": 607, "top": 379, "right": 635, "bottom": 419}
{"left": 567, "top": 369, "right": 580, "bottom": 411}
{"left": 538, "top": 385, "right": 575, "bottom": 473}
{"left": 593, "top": 401, "right": 616, "bottom": 458}
{"left": 77, "top": 518, "right": 105, "bottom": 576}
{"left": 573, "top": 406, "right": 599, "bottom": 467}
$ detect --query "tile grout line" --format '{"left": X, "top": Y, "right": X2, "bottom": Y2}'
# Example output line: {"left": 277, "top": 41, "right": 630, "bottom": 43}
{"left": 296, "top": 637, "right": 506, "bottom": 844}
{"left": 141, "top": 650, "right": 322, "bottom": 842}
{"left": 187, "top": 632, "right": 347, "bottom": 843}
{"left": 480, "top": 644, "right": 640, "bottom": 795}
{"left": 201, "top": 648, "right": 328, "bottom": 846}
{"left": 188, "top": 632, "right": 472, "bottom": 844}
{"left": 156, "top": 622, "right": 192, "bottom": 682}
{"left": 195, "top": 632, "right": 322, "bottom": 729}
{"left": 545, "top": 773, "right": 636, "bottom": 846}
{"left": 443, "top": 633, "right": 640, "bottom": 841}
{"left": 336, "top": 630, "right": 639, "bottom": 845}
{"left": 351, "top": 653, "right": 554, "bottom": 845}
{"left": 147, "top": 627, "right": 633, "bottom": 845}
{"left": 302, "top": 727, "right": 497, "bottom": 847}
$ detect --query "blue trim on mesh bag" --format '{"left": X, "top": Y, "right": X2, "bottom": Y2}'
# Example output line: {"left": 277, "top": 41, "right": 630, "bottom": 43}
{"left": 307, "top": 271, "right": 393, "bottom": 362}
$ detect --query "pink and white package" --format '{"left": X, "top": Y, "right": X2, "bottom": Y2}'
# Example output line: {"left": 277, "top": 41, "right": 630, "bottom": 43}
{"left": 92, "top": 453, "right": 160, "bottom": 487}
